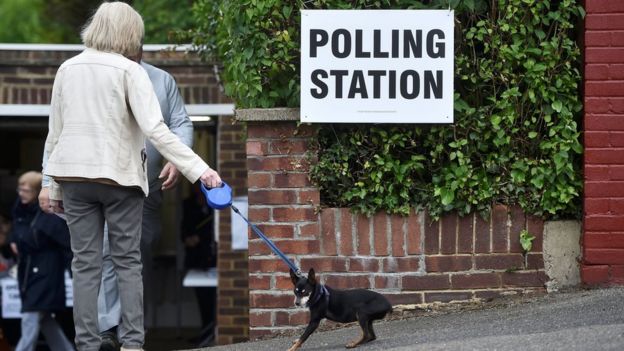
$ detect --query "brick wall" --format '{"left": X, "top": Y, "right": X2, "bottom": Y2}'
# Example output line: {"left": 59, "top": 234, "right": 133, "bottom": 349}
{"left": 216, "top": 116, "right": 249, "bottom": 344}
{"left": 0, "top": 49, "right": 227, "bottom": 104}
{"left": 582, "top": 1, "right": 624, "bottom": 285}
{"left": 245, "top": 120, "right": 547, "bottom": 339}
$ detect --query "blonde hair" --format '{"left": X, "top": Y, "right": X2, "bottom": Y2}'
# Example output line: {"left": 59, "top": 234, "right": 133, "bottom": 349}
{"left": 81, "top": 2, "right": 144, "bottom": 57}
{"left": 18, "top": 171, "right": 42, "bottom": 194}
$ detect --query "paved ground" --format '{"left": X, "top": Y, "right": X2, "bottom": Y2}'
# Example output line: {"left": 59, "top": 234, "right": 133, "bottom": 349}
{"left": 188, "top": 287, "right": 624, "bottom": 351}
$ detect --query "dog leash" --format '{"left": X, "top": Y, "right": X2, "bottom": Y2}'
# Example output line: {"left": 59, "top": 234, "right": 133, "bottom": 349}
{"left": 307, "top": 284, "right": 330, "bottom": 307}
{"left": 201, "top": 183, "right": 304, "bottom": 278}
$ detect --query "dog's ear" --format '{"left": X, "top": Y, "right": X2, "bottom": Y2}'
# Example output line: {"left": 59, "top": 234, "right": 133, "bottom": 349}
{"left": 308, "top": 268, "right": 316, "bottom": 285}
{"left": 289, "top": 269, "right": 298, "bottom": 285}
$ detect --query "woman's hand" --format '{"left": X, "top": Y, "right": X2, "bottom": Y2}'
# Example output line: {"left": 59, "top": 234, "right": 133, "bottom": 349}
{"left": 199, "top": 167, "right": 222, "bottom": 188}
{"left": 38, "top": 187, "right": 54, "bottom": 214}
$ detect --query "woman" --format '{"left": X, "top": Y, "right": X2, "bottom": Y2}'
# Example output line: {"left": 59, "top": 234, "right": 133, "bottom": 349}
{"left": 39, "top": 2, "right": 221, "bottom": 351}
{"left": 11, "top": 171, "right": 74, "bottom": 351}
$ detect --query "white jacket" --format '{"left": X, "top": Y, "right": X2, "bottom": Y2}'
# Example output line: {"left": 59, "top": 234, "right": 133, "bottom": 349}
{"left": 43, "top": 48, "right": 208, "bottom": 200}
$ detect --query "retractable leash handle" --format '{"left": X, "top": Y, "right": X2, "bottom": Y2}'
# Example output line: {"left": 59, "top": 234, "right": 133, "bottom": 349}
{"left": 200, "top": 182, "right": 304, "bottom": 278}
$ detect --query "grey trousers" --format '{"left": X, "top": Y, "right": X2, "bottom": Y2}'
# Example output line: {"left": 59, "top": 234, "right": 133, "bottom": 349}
{"left": 98, "top": 190, "right": 162, "bottom": 332}
{"left": 15, "top": 312, "right": 74, "bottom": 351}
{"left": 61, "top": 182, "right": 144, "bottom": 351}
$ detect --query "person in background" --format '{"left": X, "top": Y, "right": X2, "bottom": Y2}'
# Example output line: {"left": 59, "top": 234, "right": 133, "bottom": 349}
{"left": 10, "top": 171, "right": 74, "bottom": 351}
{"left": 96, "top": 46, "right": 194, "bottom": 351}
{"left": 0, "top": 212, "right": 19, "bottom": 349}
{"left": 38, "top": 2, "right": 221, "bottom": 351}
{"left": 181, "top": 183, "right": 217, "bottom": 348}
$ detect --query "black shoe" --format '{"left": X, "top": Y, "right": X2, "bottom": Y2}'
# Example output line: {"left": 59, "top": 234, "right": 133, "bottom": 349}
{"left": 99, "top": 330, "right": 120, "bottom": 351}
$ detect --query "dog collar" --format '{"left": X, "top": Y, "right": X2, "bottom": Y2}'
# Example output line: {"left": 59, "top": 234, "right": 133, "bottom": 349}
{"left": 307, "top": 284, "right": 329, "bottom": 307}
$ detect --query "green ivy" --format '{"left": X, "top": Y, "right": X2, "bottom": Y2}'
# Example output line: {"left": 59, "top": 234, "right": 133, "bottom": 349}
{"left": 188, "top": 0, "right": 584, "bottom": 219}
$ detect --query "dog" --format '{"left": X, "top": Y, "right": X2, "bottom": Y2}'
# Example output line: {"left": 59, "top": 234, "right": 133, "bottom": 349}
{"left": 287, "top": 268, "right": 392, "bottom": 350}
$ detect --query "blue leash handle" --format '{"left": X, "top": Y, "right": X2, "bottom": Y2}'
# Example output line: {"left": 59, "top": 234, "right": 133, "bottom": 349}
{"left": 231, "top": 205, "right": 303, "bottom": 277}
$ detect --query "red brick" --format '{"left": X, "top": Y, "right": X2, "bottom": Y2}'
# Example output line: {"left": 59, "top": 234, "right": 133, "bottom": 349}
{"left": 374, "top": 275, "right": 401, "bottom": 289}
{"left": 373, "top": 213, "right": 389, "bottom": 256}
{"left": 248, "top": 240, "right": 271, "bottom": 255}
{"left": 250, "top": 292, "right": 293, "bottom": 308}
{"left": 509, "top": 206, "right": 526, "bottom": 253}
{"left": 526, "top": 216, "right": 544, "bottom": 251}
{"left": 349, "top": 258, "right": 380, "bottom": 272}
{"left": 586, "top": 81, "right": 624, "bottom": 96}
{"left": 324, "top": 274, "right": 371, "bottom": 289}
{"left": 425, "top": 256, "right": 472, "bottom": 272}
{"left": 384, "top": 293, "right": 422, "bottom": 305}
{"left": 407, "top": 210, "right": 421, "bottom": 254}
{"left": 581, "top": 265, "right": 610, "bottom": 285}
{"left": 610, "top": 265, "right": 624, "bottom": 284}
{"left": 356, "top": 215, "right": 372, "bottom": 255}
{"left": 248, "top": 173, "right": 271, "bottom": 188}
{"left": 321, "top": 209, "right": 338, "bottom": 255}
{"left": 340, "top": 209, "right": 354, "bottom": 255}
{"left": 249, "top": 258, "right": 289, "bottom": 273}
{"left": 475, "top": 254, "right": 524, "bottom": 270}
{"left": 246, "top": 141, "right": 268, "bottom": 156}
{"left": 609, "top": 132, "right": 624, "bottom": 147}
{"left": 273, "top": 173, "right": 311, "bottom": 188}
{"left": 585, "top": 115, "right": 624, "bottom": 131}
{"left": 585, "top": 14, "right": 624, "bottom": 30}
{"left": 501, "top": 271, "right": 548, "bottom": 287}
{"left": 585, "top": 33, "right": 611, "bottom": 48}
{"left": 275, "top": 310, "right": 308, "bottom": 326}
{"left": 475, "top": 212, "right": 490, "bottom": 253}
{"left": 299, "top": 190, "right": 320, "bottom": 205}
{"left": 585, "top": 199, "right": 610, "bottom": 215}
{"left": 585, "top": 233, "right": 624, "bottom": 248}
{"left": 609, "top": 166, "right": 624, "bottom": 180}
{"left": 610, "top": 65, "right": 624, "bottom": 80}
{"left": 391, "top": 215, "right": 406, "bottom": 257}
{"left": 424, "top": 213, "right": 439, "bottom": 254}
{"left": 585, "top": 64, "right": 611, "bottom": 80}
{"left": 585, "top": 0, "right": 624, "bottom": 13}
{"left": 492, "top": 205, "right": 508, "bottom": 253}
{"left": 402, "top": 274, "right": 450, "bottom": 290}
{"left": 613, "top": 98, "right": 624, "bottom": 113}
{"left": 584, "top": 165, "right": 610, "bottom": 181}
{"left": 269, "top": 239, "right": 319, "bottom": 255}
{"left": 299, "top": 223, "right": 319, "bottom": 237}
{"left": 585, "top": 248, "right": 624, "bottom": 264}
{"left": 254, "top": 224, "right": 294, "bottom": 239}
{"left": 382, "top": 257, "right": 421, "bottom": 273}
{"left": 300, "top": 257, "right": 348, "bottom": 272}
{"left": 275, "top": 275, "right": 295, "bottom": 290}
{"left": 249, "top": 311, "right": 272, "bottom": 327}
{"left": 585, "top": 215, "right": 624, "bottom": 231}
{"left": 585, "top": 149, "right": 624, "bottom": 165}
{"left": 273, "top": 207, "right": 317, "bottom": 222}
{"left": 424, "top": 292, "right": 472, "bottom": 303}
{"left": 584, "top": 98, "right": 610, "bottom": 114}
{"left": 247, "top": 156, "right": 310, "bottom": 172}
{"left": 248, "top": 189, "right": 297, "bottom": 205}
{"left": 451, "top": 273, "right": 500, "bottom": 289}
{"left": 527, "top": 254, "right": 545, "bottom": 270}
{"left": 458, "top": 214, "right": 473, "bottom": 254}
{"left": 586, "top": 48, "right": 624, "bottom": 64}
{"left": 248, "top": 207, "right": 270, "bottom": 222}
{"left": 440, "top": 213, "right": 457, "bottom": 254}
{"left": 269, "top": 139, "right": 308, "bottom": 155}
{"left": 249, "top": 275, "right": 271, "bottom": 289}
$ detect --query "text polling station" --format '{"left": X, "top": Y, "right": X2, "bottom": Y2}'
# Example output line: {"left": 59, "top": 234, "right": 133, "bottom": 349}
{"left": 301, "top": 10, "right": 454, "bottom": 123}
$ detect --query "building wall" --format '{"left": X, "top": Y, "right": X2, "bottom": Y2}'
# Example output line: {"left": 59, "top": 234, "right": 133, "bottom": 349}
{"left": 0, "top": 47, "right": 249, "bottom": 344}
{"left": 582, "top": 1, "right": 624, "bottom": 285}
{"left": 245, "top": 120, "right": 546, "bottom": 339}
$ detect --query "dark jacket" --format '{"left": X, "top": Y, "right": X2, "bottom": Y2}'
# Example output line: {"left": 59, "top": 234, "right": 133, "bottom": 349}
{"left": 181, "top": 195, "right": 216, "bottom": 270}
{"left": 10, "top": 200, "right": 71, "bottom": 312}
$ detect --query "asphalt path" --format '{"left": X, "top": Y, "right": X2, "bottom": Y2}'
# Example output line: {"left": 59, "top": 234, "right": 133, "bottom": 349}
{"left": 187, "top": 287, "right": 624, "bottom": 351}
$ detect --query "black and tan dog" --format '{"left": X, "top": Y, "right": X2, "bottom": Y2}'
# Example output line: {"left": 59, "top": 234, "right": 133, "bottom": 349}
{"left": 287, "top": 268, "right": 392, "bottom": 350}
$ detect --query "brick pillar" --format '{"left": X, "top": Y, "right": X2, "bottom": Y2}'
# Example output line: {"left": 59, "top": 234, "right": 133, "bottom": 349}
{"left": 216, "top": 115, "right": 249, "bottom": 344}
{"left": 582, "top": 1, "right": 624, "bottom": 285}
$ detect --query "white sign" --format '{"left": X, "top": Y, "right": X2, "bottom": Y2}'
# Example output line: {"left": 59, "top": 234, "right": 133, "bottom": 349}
{"left": 1, "top": 278, "right": 22, "bottom": 319}
{"left": 301, "top": 10, "right": 454, "bottom": 123}
{"left": 231, "top": 196, "right": 249, "bottom": 250}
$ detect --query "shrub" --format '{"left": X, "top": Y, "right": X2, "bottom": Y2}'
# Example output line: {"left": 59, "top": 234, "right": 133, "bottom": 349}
{"left": 188, "top": 0, "right": 584, "bottom": 219}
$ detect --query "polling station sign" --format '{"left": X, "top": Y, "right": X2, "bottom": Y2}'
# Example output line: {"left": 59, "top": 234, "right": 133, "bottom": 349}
{"left": 301, "top": 10, "right": 454, "bottom": 123}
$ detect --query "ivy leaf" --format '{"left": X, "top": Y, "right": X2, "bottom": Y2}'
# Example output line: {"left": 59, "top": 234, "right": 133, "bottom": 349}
{"left": 551, "top": 101, "right": 563, "bottom": 113}
{"left": 520, "top": 230, "right": 536, "bottom": 253}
